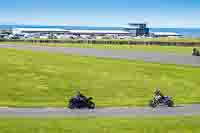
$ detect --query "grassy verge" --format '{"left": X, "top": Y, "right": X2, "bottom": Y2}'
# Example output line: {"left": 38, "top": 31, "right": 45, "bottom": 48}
{"left": 0, "top": 116, "right": 200, "bottom": 133}
{"left": 0, "top": 48, "right": 200, "bottom": 107}
{"left": 0, "top": 41, "right": 197, "bottom": 55}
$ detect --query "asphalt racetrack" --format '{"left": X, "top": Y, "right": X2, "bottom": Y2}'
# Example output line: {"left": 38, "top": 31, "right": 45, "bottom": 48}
{"left": 0, "top": 44, "right": 200, "bottom": 117}
{"left": 0, "top": 105, "right": 200, "bottom": 117}
{"left": 0, "top": 44, "right": 200, "bottom": 66}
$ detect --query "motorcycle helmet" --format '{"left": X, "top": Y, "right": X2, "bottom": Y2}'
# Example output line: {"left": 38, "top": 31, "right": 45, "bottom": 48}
{"left": 154, "top": 88, "right": 161, "bottom": 94}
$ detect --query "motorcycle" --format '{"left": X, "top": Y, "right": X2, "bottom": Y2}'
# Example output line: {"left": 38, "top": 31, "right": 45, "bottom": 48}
{"left": 192, "top": 48, "right": 200, "bottom": 56}
{"left": 149, "top": 95, "right": 174, "bottom": 108}
{"left": 68, "top": 96, "right": 95, "bottom": 109}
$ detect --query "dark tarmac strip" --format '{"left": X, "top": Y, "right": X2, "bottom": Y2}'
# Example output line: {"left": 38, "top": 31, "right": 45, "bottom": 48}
{"left": 0, "top": 44, "right": 200, "bottom": 66}
{"left": 0, "top": 104, "right": 200, "bottom": 118}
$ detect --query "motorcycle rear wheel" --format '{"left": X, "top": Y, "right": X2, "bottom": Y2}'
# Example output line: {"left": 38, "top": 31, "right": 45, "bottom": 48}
{"left": 167, "top": 100, "right": 174, "bottom": 107}
{"left": 88, "top": 102, "right": 95, "bottom": 109}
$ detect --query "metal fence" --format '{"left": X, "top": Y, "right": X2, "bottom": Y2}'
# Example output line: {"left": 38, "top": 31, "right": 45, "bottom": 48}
{"left": 1, "top": 39, "right": 200, "bottom": 46}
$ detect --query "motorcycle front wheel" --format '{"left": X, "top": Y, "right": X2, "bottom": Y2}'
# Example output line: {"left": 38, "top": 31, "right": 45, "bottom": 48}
{"left": 149, "top": 100, "right": 157, "bottom": 108}
{"left": 68, "top": 101, "right": 76, "bottom": 109}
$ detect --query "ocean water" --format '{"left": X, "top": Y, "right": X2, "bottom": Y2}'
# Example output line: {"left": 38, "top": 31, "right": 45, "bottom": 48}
{"left": 151, "top": 28, "right": 200, "bottom": 38}
{"left": 0, "top": 25, "right": 200, "bottom": 38}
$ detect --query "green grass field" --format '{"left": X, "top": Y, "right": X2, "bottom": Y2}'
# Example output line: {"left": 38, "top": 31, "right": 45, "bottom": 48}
{"left": 0, "top": 41, "right": 197, "bottom": 55}
{"left": 0, "top": 48, "right": 200, "bottom": 107}
{"left": 0, "top": 116, "right": 200, "bottom": 133}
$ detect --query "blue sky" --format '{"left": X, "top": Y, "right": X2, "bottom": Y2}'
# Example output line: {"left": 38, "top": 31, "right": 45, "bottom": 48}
{"left": 0, "top": 0, "right": 200, "bottom": 27}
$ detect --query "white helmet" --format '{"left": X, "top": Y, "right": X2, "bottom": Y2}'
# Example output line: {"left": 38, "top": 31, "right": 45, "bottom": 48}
{"left": 154, "top": 88, "right": 160, "bottom": 94}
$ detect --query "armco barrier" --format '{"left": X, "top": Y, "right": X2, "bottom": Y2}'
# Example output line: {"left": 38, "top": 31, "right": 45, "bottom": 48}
{"left": 0, "top": 39, "right": 200, "bottom": 46}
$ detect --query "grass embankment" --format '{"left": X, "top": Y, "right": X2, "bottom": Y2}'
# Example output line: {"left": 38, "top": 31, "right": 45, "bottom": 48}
{"left": 2, "top": 37, "right": 200, "bottom": 42}
{"left": 1, "top": 48, "right": 200, "bottom": 107}
{"left": 0, "top": 41, "right": 197, "bottom": 55}
{"left": 132, "top": 37, "right": 200, "bottom": 43}
{"left": 0, "top": 117, "right": 200, "bottom": 133}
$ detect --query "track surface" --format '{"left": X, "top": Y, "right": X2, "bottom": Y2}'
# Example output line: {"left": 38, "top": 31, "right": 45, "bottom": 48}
{"left": 0, "top": 44, "right": 200, "bottom": 117}
{"left": 0, "top": 105, "right": 200, "bottom": 117}
{"left": 0, "top": 44, "right": 200, "bottom": 66}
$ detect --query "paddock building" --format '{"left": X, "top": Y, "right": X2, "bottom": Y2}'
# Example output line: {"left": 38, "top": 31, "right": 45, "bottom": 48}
{"left": 12, "top": 23, "right": 150, "bottom": 37}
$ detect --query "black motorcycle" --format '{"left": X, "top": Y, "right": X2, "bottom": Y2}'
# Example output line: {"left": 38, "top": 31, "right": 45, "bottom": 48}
{"left": 149, "top": 96, "right": 174, "bottom": 108}
{"left": 192, "top": 48, "right": 200, "bottom": 56}
{"left": 68, "top": 96, "right": 95, "bottom": 109}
